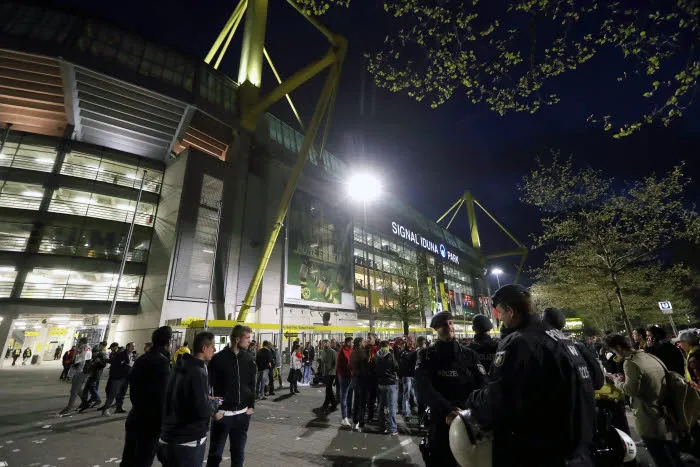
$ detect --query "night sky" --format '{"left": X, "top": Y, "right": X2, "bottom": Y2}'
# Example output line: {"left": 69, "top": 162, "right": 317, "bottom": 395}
{"left": 56, "top": 0, "right": 700, "bottom": 286}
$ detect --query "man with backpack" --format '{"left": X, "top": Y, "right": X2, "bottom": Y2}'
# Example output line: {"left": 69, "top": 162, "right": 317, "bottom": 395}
{"left": 606, "top": 334, "right": 684, "bottom": 466}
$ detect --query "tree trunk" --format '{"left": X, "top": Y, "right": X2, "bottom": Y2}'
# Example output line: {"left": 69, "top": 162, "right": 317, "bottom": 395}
{"left": 403, "top": 320, "right": 409, "bottom": 336}
{"left": 610, "top": 272, "right": 634, "bottom": 341}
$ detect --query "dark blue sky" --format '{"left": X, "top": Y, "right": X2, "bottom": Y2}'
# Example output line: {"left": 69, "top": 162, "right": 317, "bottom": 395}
{"left": 57, "top": 0, "right": 700, "bottom": 285}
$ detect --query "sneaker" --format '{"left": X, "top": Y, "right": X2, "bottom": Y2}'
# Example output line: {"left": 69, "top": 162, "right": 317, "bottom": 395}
{"left": 89, "top": 400, "right": 101, "bottom": 408}
{"left": 353, "top": 422, "right": 360, "bottom": 431}
{"left": 390, "top": 431, "right": 399, "bottom": 436}
{"left": 114, "top": 408, "right": 127, "bottom": 414}
{"left": 268, "top": 392, "right": 276, "bottom": 396}
{"left": 57, "top": 408, "right": 71, "bottom": 416}
{"left": 294, "top": 389, "right": 300, "bottom": 394}
{"left": 102, "top": 409, "right": 111, "bottom": 417}
{"left": 341, "top": 417, "right": 351, "bottom": 427}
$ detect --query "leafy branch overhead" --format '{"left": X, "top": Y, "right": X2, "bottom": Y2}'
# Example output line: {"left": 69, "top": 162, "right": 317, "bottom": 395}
{"left": 521, "top": 155, "right": 700, "bottom": 338}
{"left": 297, "top": 0, "right": 700, "bottom": 137}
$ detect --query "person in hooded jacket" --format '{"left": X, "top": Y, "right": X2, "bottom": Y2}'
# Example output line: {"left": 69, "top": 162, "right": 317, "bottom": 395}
{"left": 158, "top": 331, "right": 220, "bottom": 467}
{"left": 645, "top": 325, "right": 685, "bottom": 375}
{"left": 375, "top": 340, "right": 400, "bottom": 435}
{"left": 350, "top": 337, "right": 369, "bottom": 431}
{"left": 468, "top": 314, "right": 498, "bottom": 373}
{"left": 120, "top": 326, "right": 172, "bottom": 467}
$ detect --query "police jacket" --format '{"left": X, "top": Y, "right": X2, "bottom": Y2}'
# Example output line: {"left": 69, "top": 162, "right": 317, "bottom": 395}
{"left": 467, "top": 315, "right": 596, "bottom": 467}
{"left": 415, "top": 339, "right": 486, "bottom": 421}
{"left": 161, "top": 353, "right": 218, "bottom": 444}
{"left": 209, "top": 345, "right": 257, "bottom": 411}
{"left": 468, "top": 333, "right": 498, "bottom": 373}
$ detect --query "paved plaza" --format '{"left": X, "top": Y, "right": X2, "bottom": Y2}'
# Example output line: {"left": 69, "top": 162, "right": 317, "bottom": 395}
{"left": 0, "top": 360, "right": 423, "bottom": 467}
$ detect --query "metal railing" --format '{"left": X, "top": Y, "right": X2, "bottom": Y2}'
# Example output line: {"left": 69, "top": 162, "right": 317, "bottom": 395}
{"left": 0, "top": 282, "right": 13, "bottom": 298}
{"left": 0, "top": 193, "right": 43, "bottom": 211}
{"left": 0, "top": 234, "right": 30, "bottom": 252}
{"left": 48, "top": 199, "right": 155, "bottom": 227}
{"left": 37, "top": 240, "right": 149, "bottom": 263}
{"left": 60, "top": 162, "right": 162, "bottom": 194}
{"left": 0, "top": 152, "right": 56, "bottom": 173}
{"left": 19, "top": 283, "right": 140, "bottom": 301}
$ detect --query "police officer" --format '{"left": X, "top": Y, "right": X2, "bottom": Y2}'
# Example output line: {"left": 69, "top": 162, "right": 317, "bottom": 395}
{"left": 466, "top": 285, "right": 596, "bottom": 466}
{"left": 416, "top": 311, "right": 487, "bottom": 466}
{"left": 468, "top": 314, "right": 498, "bottom": 373}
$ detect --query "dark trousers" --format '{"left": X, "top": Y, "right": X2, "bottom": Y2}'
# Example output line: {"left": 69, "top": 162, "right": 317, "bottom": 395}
{"left": 366, "top": 377, "right": 377, "bottom": 420}
{"left": 428, "top": 421, "right": 460, "bottom": 467}
{"left": 80, "top": 375, "right": 101, "bottom": 406}
{"left": 276, "top": 367, "right": 283, "bottom": 387}
{"left": 11, "top": 355, "right": 18, "bottom": 366}
{"left": 121, "top": 429, "right": 159, "bottom": 467}
{"left": 207, "top": 413, "right": 251, "bottom": 467}
{"left": 60, "top": 364, "right": 69, "bottom": 379}
{"left": 642, "top": 438, "right": 683, "bottom": 467}
{"left": 267, "top": 367, "right": 275, "bottom": 393}
{"left": 351, "top": 376, "right": 367, "bottom": 426}
{"left": 323, "top": 375, "right": 337, "bottom": 408}
{"left": 157, "top": 440, "right": 206, "bottom": 467}
{"left": 104, "top": 377, "right": 127, "bottom": 409}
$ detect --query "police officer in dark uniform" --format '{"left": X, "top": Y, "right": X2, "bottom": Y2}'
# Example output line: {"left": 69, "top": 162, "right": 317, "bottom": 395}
{"left": 468, "top": 314, "right": 498, "bottom": 373}
{"left": 466, "top": 285, "right": 596, "bottom": 467}
{"left": 416, "top": 311, "right": 487, "bottom": 466}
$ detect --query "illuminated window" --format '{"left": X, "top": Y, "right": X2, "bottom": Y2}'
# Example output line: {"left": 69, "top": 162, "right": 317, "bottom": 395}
{"left": 0, "top": 180, "right": 44, "bottom": 210}
{"left": 0, "top": 141, "right": 57, "bottom": 173}
{"left": 0, "top": 265, "right": 17, "bottom": 298}
{"left": 0, "top": 223, "right": 32, "bottom": 252}
{"left": 38, "top": 224, "right": 151, "bottom": 262}
{"left": 61, "top": 151, "right": 163, "bottom": 193}
{"left": 48, "top": 188, "right": 156, "bottom": 227}
{"left": 20, "top": 268, "right": 142, "bottom": 302}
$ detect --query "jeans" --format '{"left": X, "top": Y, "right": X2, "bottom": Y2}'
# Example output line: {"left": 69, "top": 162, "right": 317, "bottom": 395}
{"left": 104, "top": 377, "right": 127, "bottom": 410}
{"left": 256, "top": 370, "right": 268, "bottom": 397}
{"left": 352, "top": 376, "right": 367, "bottom": 426}
{"left": 642, "top": 438, "right": 683, "bottom": 467}
{"left": 207, "top": 413, "right": 251, "bottom": 467}
{"left": 121, "top": 429, "right": 159, "bottom": 467}
{"left": 378, "top": 384, "right": 398, "bottom": 433}
{"left": 80, "top": 375, "right": 101, "bottom": 406}
{"left": 157, "top": 440, "right": 206, "bottom": 467}
{"left": 338, "top": 376, "right": 353, "bottom": 419}
{"left": 401, "top": 377, "right": 416, "bottom": 416}
{"left": 302, "top": 363, "right": 311, "bottom": 383}
{"left": 323, "top": 375, "right": 337, "bottom": 408}
{"left": 65, "top": 372, "right": 86, "bottom": 410}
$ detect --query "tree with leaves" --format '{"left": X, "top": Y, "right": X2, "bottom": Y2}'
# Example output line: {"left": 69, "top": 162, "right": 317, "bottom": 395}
{"left": 521, "top": 156, "right": 699, "bottom": 340}
{"left": 377, "top": 261, "right": 428, "bottom": 335}
{"left": 297, "top": 0, "right": 699, "bottom": 137}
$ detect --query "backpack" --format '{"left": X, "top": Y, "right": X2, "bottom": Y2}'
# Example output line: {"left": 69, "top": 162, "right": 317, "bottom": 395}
{"left": 648, "top": 354, "right": 700, "bottom": 436}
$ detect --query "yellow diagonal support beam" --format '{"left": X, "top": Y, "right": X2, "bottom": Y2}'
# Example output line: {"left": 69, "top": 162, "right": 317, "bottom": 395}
{"left": 263, "top": 47, "right": 303, "bottom": 128}
{"left": 214, "top": 4, "right": 246, "bottom": 69}
{"left": 205, "top": 0, "right": 248, "bottom": 65}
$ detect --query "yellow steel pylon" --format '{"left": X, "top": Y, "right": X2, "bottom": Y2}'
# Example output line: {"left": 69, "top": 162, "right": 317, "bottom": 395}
{"left": 437, "top": 191, "right": 528, "bottom": 284}
{"left": 204, "top": 0, "right": 347, "bottom": 322}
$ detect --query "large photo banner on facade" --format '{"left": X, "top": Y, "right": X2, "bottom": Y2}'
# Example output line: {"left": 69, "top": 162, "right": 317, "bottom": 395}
{"left": 286, "top": 192, "right": 353, "bottom": 309}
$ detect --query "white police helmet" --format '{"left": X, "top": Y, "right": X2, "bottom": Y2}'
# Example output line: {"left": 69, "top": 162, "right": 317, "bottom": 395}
{"left": 615, "top": 428, "right": 637, "bottom": 463}
{"left": 449, "top": 409, "right": 493, "bottom": 467}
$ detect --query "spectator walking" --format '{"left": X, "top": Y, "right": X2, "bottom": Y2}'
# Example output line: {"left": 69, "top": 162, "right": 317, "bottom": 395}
{"left": 319, "top": 339, "right": 337, "bottom": 412}
{"left": 101, "top": 342, "right": 134, "bottom": 416}
{"left": 60, "top": 346, "right": 75, "bottom": 379}
{"left": 58, "top": 337, "right": 92, "bottom": 415}
{"left": 273, "top": 344, "right": 283, "bottom": 390}
{"left": 336, "top": 336, "right": 354, "bottom": 426}
{"left": 645, "top": 325, "right": 685, "bottom": 375}
{"left": 255, "top": 341, "right": 273, "bottom": 400}
{"left": 288, "top": 343, "right": 303, "bottom": 394}
{"left": 158, "top": 331, "right": 220, "bottom": 467}
{"left": 121, "top": 326, "right": 172, "bottom": 467}
{"left": 79, "top": 342, "right": 108, "bottom": 411}
{"left": 350, "top": 337, "right": 369, "bottom": 431}
{"left": 22, "top": 347, "right": 32, "bottom": 365}
{"left": 606, "top": 334, "right": 683, "bottom": 466}
{"left": 302, "top": 342, "right": 312, "bottom": 384}
{"left": 375, "top": 340, "right": 399, "bottom": 435}
{"left": 207, "top": 325, "right": 256, "bottom": 467}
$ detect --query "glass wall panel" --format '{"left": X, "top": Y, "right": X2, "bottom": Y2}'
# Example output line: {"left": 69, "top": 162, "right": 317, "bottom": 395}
{"left": 0, "top": 222, "right": 32, "bottom": 252}
{"left": 0, "top": 266, "right": 17, "bottom": 298}
{"left": 0, "top": 181, "right": 44, "bottom": 210}
{"left": 0, "top": 141, "right": 57, "bottom": 172}
{"left": 38, "top": 225, "right": 150, "bottom": 262}
{"left": 48, "top": 188, "right": 156, "bottom": 227}
{"left": 20, "top": 268, "right": 142, "bottom": 302}
{"left": 61, "top": 151, "right": 163, "bottom": 193}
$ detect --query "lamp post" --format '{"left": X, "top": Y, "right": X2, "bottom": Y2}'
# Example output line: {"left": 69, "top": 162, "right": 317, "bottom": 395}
{"left": 347, "top": 172, "right": 381, "bottom": 334}
{"left": 491, "top": 267, "right": 503, "bottom": 289}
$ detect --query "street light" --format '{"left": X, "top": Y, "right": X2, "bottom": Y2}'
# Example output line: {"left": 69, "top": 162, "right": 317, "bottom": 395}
{"left": 491, "top": 268, "right": 503, "bottom": 289}
{"left": 347, "top": 172, "right": 382, "bottom": 334}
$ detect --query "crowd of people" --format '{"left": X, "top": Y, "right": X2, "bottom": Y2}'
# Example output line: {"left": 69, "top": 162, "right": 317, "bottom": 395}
{"left": 37, "top": 282, "right": 700, "bottom": 467}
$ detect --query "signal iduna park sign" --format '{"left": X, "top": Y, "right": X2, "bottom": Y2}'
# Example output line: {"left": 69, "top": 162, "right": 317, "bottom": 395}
{"left": 391, "top": 221, "right": 459, "bottom": 264}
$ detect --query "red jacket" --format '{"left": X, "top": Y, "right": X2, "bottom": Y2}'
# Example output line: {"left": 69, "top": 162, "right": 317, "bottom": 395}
{"left": 336, "top": 346, "right": 353, "bottom": 378}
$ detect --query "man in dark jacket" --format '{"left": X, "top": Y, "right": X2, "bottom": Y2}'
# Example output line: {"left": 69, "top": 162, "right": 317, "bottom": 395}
{"left": 645, "top": 325, "right": 685, "bottom": 375}
{"left": 79, "top": 341, "right": 108, "bottom": 411}
{"left": 375, "top": 340, "right": 399, "bottom": 435}
{"left": 468, "top": 314, "right": 498, "bottom": 373}
{"left": 101, "top": 342, "right": 134, "bottom": 416}
{"left": 255, "top": 341, "right": 273, "bottom": 399}
{"left": 207, "top": 325, "right": 256, "bottom": 467}
{"left": 120, "top": 326, "right": 172, "bottom": 467}
{"left": 158, "top": 331, "right": 219, "bottom": 466}
{"left": 350, "top": 337, "right": 369, "bottom": 431}
{"left": 467, "top": 285, "right": 596, "bottom": 467}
